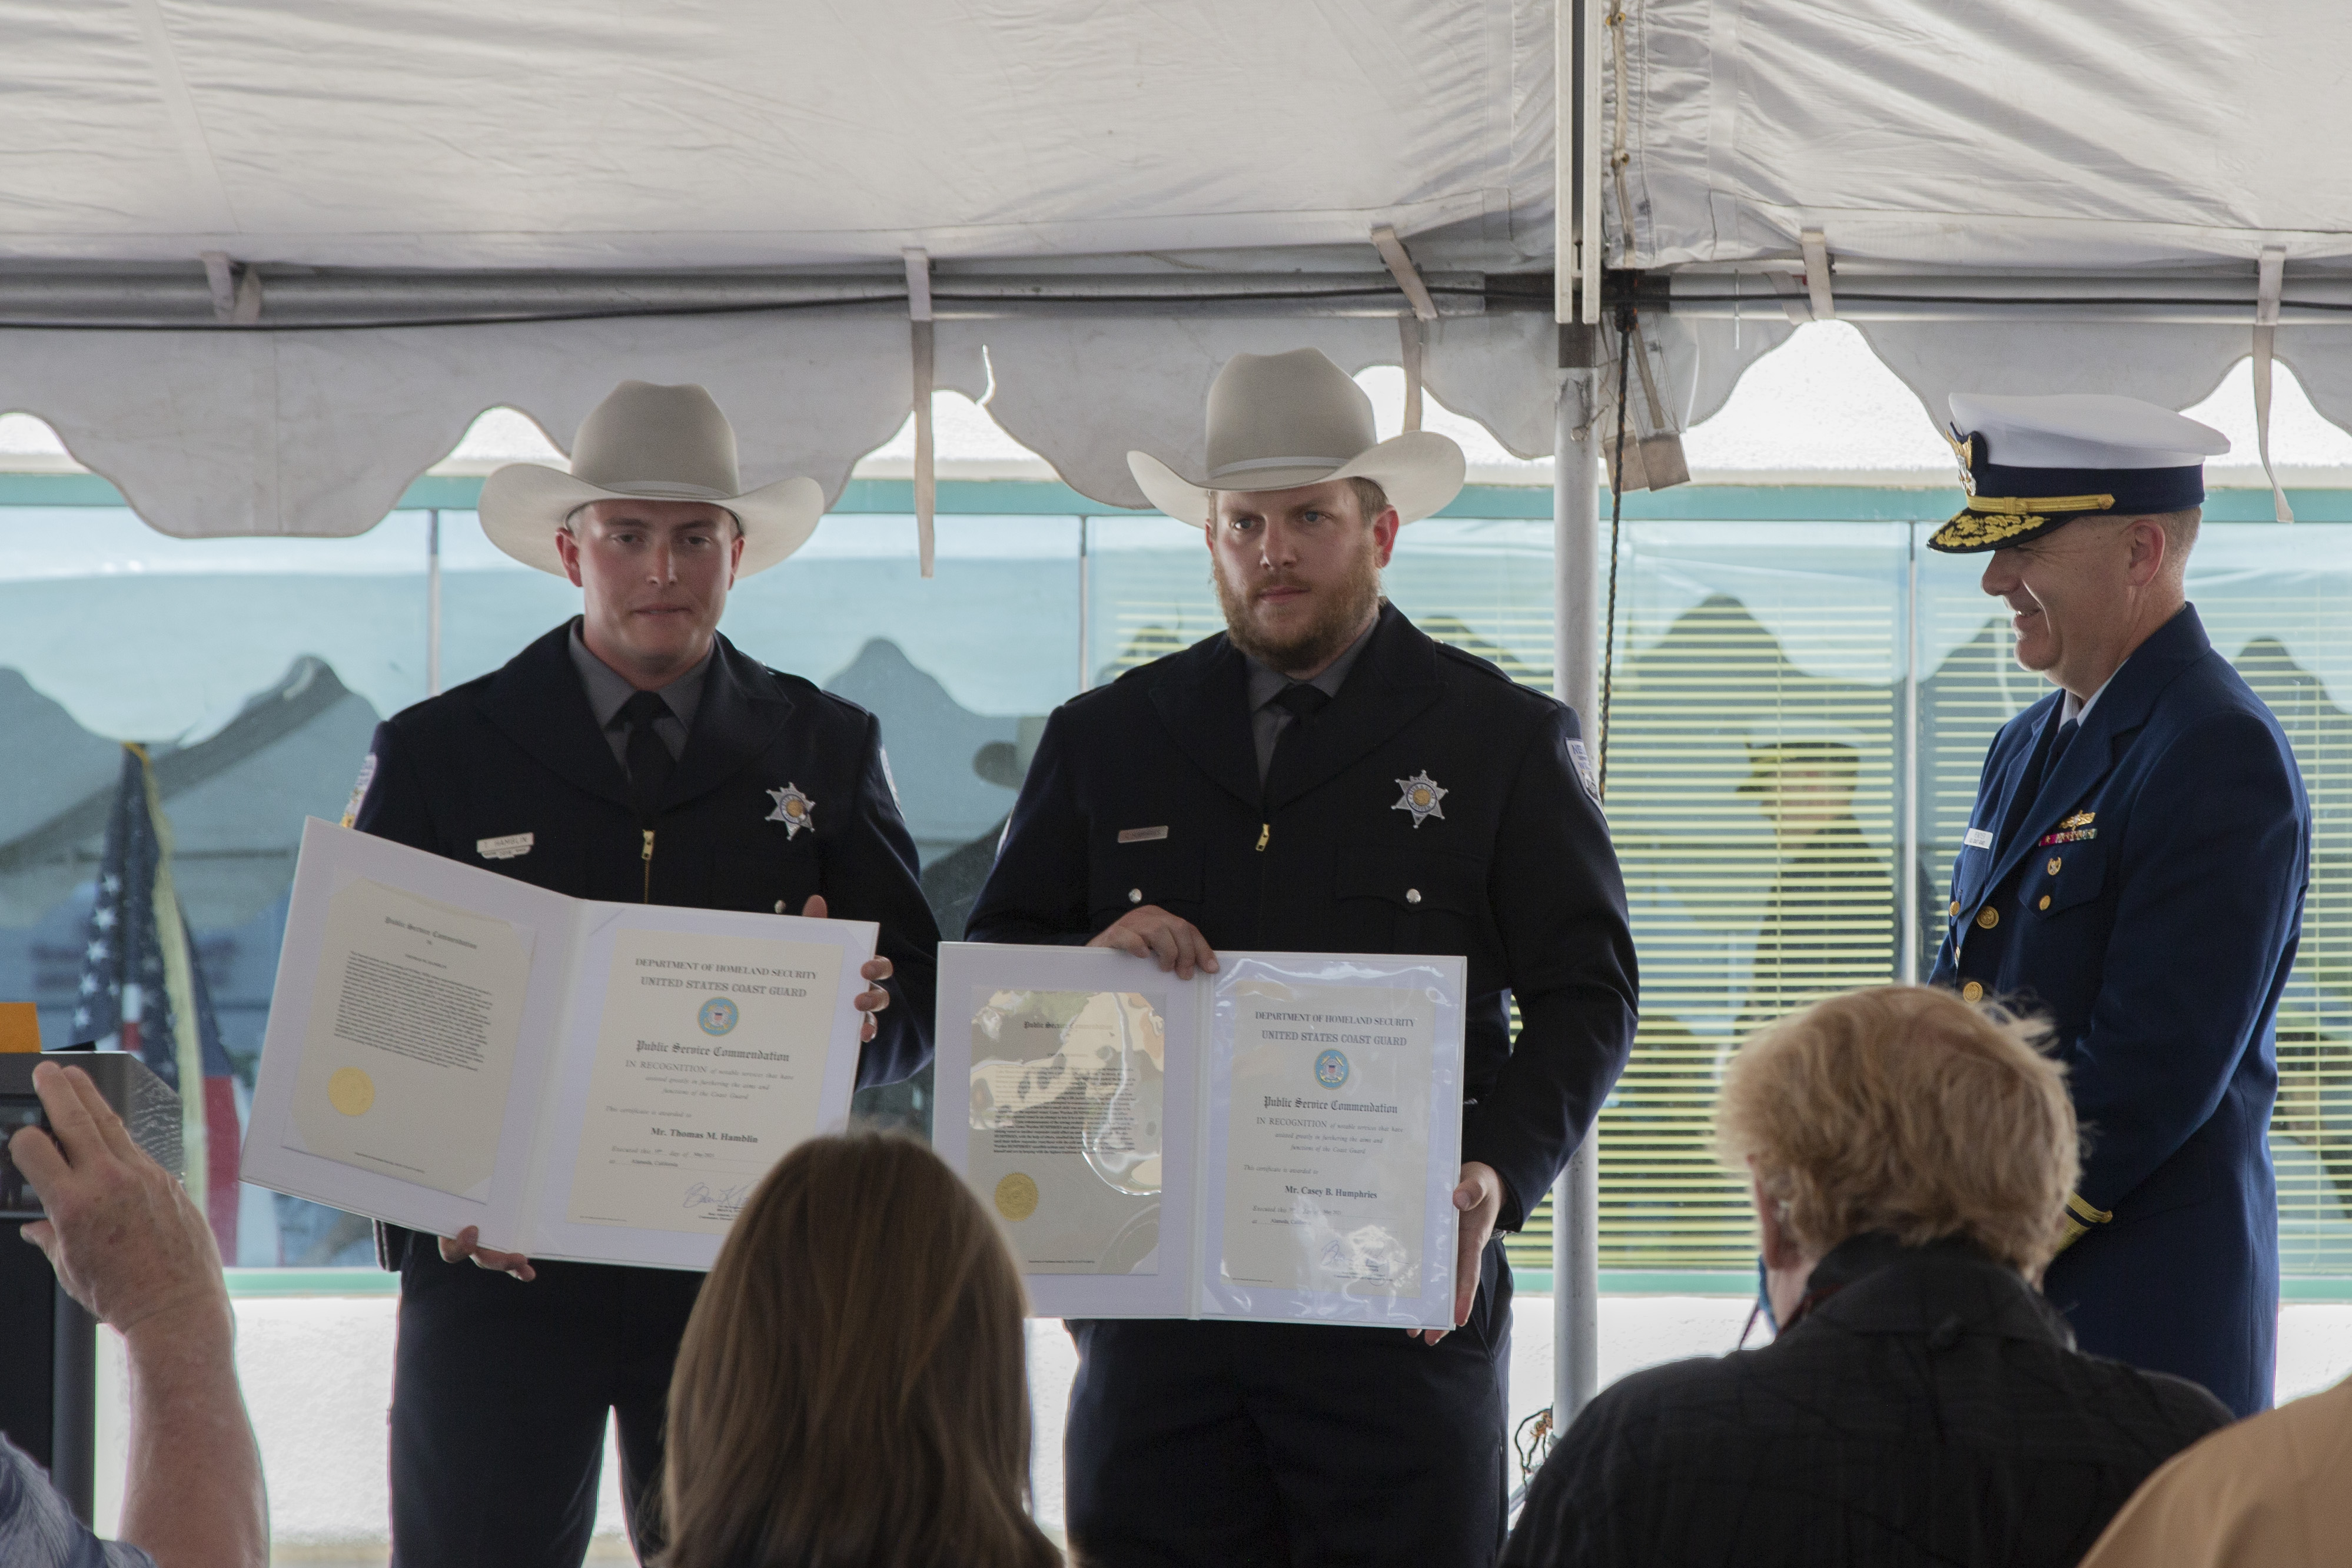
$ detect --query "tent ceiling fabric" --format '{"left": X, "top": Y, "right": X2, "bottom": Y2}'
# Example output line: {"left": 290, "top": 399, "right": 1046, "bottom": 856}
{"left": 1624, "top": 1, "right": 2352, "bottom": 271}
{"left": 1, "top": 1, "right": 1554, "bottom": 271}
{"left": 15, "top": 1, "right": 2352, "bottom": 536}
{"left": 0, "top": 0, "right": 1564, "bottom": 536}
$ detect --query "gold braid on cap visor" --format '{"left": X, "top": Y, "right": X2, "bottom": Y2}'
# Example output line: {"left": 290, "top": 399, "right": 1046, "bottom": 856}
{"left": 1932, "top": 493, "right": 2118, "bottom": 549}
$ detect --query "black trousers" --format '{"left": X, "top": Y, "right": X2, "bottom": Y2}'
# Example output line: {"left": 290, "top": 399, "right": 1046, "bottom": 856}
{"left": 388, "top": 1240, "right": 704, "bottom": 1568}
{"left": 1065, "top": 1241, "right": 1514, "bottom": 1568}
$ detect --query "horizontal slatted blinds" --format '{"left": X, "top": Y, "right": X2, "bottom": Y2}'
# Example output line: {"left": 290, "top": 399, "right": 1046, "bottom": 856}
{"left": 1087, "top": 514, "right": 2352, "bottom": 1278}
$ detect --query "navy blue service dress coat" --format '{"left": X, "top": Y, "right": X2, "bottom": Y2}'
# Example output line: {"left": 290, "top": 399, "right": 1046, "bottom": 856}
{"left": 351, "top": 620, "right": 939, "bottom": 1568}
{"left": 967, "top": 602, "right": 1638, "bottom": 1566}
{"left": 1930, "top": 604, "right": 2309, "bottom": 1417}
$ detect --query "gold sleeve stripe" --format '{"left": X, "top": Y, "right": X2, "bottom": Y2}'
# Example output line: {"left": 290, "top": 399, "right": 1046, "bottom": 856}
{"left": 2066, "top": 1192, "right": 2114, "bottom": 1226}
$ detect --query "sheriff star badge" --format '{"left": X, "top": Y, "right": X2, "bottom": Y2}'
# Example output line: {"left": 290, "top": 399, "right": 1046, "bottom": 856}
{"left": 766, "top": 783, "right": 815, "bottom": 838}
{"left": 1393, "top": 770, "right": 1447, "bottom": 828}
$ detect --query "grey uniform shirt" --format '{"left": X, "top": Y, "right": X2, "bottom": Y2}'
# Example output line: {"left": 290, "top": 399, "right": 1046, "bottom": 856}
{"left": 1244, "top": 616, "right": 1378, "bottom": 783}
{"left": 567, "top": 619, "right": 710, "bottom": 768}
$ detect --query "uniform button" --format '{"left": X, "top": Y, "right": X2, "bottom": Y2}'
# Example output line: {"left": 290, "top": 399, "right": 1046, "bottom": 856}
{"left": 1128, "top": 888, "right": 1143, "bottom": 905}
{"left": 1961, "top": 981, "right": 1985, "bottom": 1003}
{"left": 2047, "top": 856, "right": 2063, "bottom": 875}
{"left": 774, "top": 901, "right": 786, "bottom": 914}
{"left": 1406, "top": 888, "right": 1423, "bottom": 905}
{"left": 1975, "top": 907, "right": 1999, "bottom": 930}
{"left": 2038, "top": 895, "right": 2052, "bottom": 911}
{"left": 1948, "top": 900, "right": 1961, "bottom": 918}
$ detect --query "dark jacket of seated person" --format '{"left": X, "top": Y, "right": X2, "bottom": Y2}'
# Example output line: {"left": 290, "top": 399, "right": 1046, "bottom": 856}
{"left": 1504, "top": 985, "right": 2233, "bottom": 1568}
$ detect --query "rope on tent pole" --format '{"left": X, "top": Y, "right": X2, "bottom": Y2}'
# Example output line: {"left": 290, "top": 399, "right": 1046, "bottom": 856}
{"left": 1598, "top": 303, "right": 1633, "bottom": 800}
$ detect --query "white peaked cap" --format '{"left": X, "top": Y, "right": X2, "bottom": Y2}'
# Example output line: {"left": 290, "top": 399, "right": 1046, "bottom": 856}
{"left": 1947, "top": 393, "right": 2230, "bottom": 469}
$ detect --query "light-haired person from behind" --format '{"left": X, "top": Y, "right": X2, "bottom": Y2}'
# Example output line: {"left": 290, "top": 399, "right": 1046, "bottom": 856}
{"left": 1503, "top": 986, "right": 2231, "bottom": 1568}
{"left": 4, "top": 1061, "right": 266, "bottom": 1568}
{"left": 658, "top": 1133, "right": 1060, "bottom": 1568}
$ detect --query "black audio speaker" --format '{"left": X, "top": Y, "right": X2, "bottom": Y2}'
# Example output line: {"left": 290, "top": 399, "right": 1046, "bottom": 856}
{"left": 0, "top": 1052, "right": 182, "bottom": 1524}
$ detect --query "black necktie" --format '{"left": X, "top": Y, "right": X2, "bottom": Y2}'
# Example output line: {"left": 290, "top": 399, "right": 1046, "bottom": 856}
{"left": 616, "top": 690, "right": 675, "bottom": 824}
{"left": 1264, "top": 682, "right": 1332, "bottom": 790}
{"left": 2002, "top": 717, "right": 2079, "bottom": 850}
{"left": 2047, "top": 718, "right": 2081, "bottom": 776}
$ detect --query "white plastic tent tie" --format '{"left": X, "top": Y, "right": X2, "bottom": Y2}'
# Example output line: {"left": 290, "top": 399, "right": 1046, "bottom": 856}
{"left": 199, "top": 251, "right": 262, "bottom": 325}
{"left": 1800, "top": 230, "right": 1835, "bottom": 321}
{"left": 1372, "top": 224, "right": 1434, "bottom": 433}
{"left": 904, "top": 247, "right": 936, "bottom": 577}
{"left": 200, "top": 252, "right": 235, "bottom": 321}
{"left": 1370, "top": 225, "right": 1438, "bottom": 322}
{"left": 1763, "top": 269, "right": 1812, "bottom": 327}
{"left": 2254, "top": 246, "right": 2294, "bottom": 524}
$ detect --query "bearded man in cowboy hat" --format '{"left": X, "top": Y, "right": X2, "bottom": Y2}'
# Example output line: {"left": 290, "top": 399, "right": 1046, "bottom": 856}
{"left": 966, "top": 348, "right": 1639, "bottom": 1565}
{"left": 344, "top": 380, "right": 940, "bottom": 1568}
{"left": 1927, "top": 391, "right": 2309, "bottom": 1418}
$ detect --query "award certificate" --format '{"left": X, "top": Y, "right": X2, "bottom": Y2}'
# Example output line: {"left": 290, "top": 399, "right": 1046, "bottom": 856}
{"left": 244, "top": 819, "right": 873, "bottom": 1270}
{"left": 935, "top": 942, "right": 1464, "bottom": 1329}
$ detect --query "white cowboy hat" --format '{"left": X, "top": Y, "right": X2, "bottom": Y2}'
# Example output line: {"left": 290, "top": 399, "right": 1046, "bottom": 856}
{"left": 1127, "top": 348, "right": 1466, "bottom": 527}
{"left": 479, "top": 380, "right": 825, "bottom": 576}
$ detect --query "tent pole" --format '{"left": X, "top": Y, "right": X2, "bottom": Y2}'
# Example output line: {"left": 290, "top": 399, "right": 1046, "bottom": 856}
{"left": 1552, "top": 328, "right": 1604, "bottom": 1440}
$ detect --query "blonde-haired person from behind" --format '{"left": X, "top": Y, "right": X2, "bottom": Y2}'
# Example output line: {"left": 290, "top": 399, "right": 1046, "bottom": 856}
{"left": 656, "top": 1133, "right": 1061, "bottom": 1568}
{"left": 1503, "top": 986, "right": 2232, "bottom": 1568}
{"left": 2077, "top": 1374, "right": 2352, "bottom": 1567}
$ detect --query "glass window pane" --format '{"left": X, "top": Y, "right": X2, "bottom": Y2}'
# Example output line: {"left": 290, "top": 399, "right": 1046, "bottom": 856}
{"left": 1599, "top": 521, "right": 1908, "bottom": 1269}
{"left": 0, "top": 507, "right": 431, "bottom": 1266}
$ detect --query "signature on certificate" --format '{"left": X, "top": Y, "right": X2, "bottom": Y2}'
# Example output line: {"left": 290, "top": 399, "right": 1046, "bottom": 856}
{"left": 682, "top": 1180, "right": 752, "bottom": 1221}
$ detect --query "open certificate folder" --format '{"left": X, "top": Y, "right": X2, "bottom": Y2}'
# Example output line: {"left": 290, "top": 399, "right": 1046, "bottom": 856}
{"left": 242, "top": 819, "right": 875, "bottom": 1270}
{"left": 934, "top": 942, "right": 1466, "bottom": 1329}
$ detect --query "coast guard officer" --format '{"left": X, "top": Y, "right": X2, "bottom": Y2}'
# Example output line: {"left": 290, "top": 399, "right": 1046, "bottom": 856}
{"left": 347, "top": 380, "right": 939, "bottom": 1566}
{"left": 1928, "top": 391, "right": 2309, "bottom": 1417}
{"left": 966, "top": 348, "right": 1639, "bottom": 1565}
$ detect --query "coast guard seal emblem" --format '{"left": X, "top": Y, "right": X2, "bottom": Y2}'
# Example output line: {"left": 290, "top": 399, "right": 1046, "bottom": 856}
{"left": 1391, "top": 770, "right": 1447, "bottom": 828}
{"left": 766, "top": 783, "right": 815, "bottom": 838}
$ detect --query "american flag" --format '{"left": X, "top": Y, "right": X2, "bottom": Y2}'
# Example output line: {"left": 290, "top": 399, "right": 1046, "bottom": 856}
{"left": 73, "top": 745, "right": 242, "bottom": 1256}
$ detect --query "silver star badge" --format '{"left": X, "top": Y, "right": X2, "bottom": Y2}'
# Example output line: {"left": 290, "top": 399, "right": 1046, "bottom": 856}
{"left": 765, "top": 783, "right": 816, "bottom": 838}
{"left": 1392, "top": 770, "right": 1448, "bottom": 829}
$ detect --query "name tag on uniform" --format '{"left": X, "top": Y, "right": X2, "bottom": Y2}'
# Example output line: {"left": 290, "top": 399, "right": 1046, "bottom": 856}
{"left": 1964, "top": 828, "right": 1994, "bottom": 849}
{"left": 1117, "top": 826, "right": 1170, "bottom": 843}
{"left": 477, "top": 832, "right": 534, "bottom": 861}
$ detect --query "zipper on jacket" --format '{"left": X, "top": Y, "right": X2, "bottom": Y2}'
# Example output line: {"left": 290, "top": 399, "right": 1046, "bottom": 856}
{"left": 641, "top": 828, "right": 655, "bottom": 903}
{"left": 1255, "top": 822, "right": 1270, "bottom": 852}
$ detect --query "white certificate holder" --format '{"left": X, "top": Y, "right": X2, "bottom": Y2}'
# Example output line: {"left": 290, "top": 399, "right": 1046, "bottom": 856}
{"left": 934, "top": 944, "right": 1198, "bottom": 1321}
{"left": 1197, "top": 952, "right": 1464, "bottom": 1331}
{"left": 243, "top": 818, "right": 874, "bottom": 1271}
{"left": 935, "top": 942, "right": 1465, "bottom": 1330}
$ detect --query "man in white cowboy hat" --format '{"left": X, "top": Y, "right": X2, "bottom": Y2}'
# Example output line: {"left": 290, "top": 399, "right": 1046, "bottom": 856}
{"left": 1926, "top": 391, "right": 2308, "bottom": 1419}
{"left": 344, "top": 379, "right": 940, "bottom": 1567}
{"left": 967, "top": 348, "right": 1639, "bottom": 1564}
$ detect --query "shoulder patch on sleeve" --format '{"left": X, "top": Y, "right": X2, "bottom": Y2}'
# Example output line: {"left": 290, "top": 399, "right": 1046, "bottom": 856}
{"left": 1566, "top": 738, "right": 1600, "bottom": 801}
{"left": 340, "top": 753, "right": 377, "bottom": 828}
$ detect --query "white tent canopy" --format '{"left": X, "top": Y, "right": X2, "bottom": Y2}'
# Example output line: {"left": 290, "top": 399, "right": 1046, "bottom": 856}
{"left": 1607, "top": 1, "right": 2352, "bottom": 458}
{"left": 11, "top": 4, "right": 2352, "bottom": 539}
{"left": 0, "top": 0, "right": 1567, "bottom": 537}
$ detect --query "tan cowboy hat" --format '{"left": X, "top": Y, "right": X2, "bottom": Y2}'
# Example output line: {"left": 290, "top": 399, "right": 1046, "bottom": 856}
{"left": 479, "top": 380, "right": 825, "bottom": 576}
{"left": 1127, "top": 348, "right": 1466, "bottom": 527}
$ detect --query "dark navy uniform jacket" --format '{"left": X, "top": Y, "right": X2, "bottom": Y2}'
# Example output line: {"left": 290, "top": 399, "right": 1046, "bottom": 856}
{"left": 1930, "top": 605, "right": 2309, "bottom": 1416}
{"left": 966, "top": 603, "right": 1638, "bottom": 1233}
{"left": 352, "top": 620, "right": 941, "bottom": 1257}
